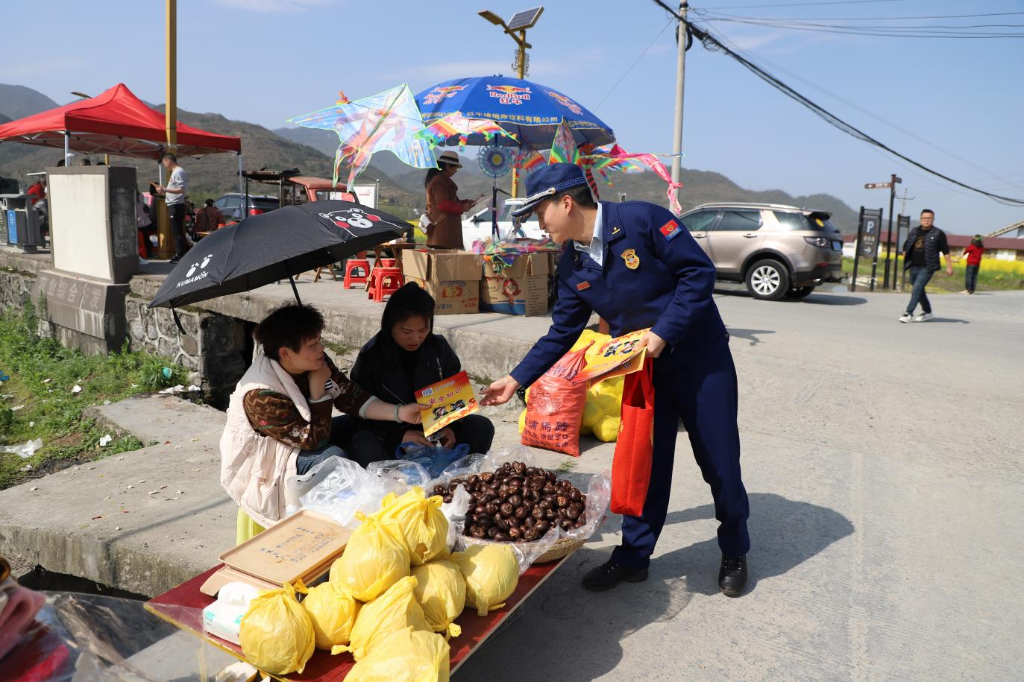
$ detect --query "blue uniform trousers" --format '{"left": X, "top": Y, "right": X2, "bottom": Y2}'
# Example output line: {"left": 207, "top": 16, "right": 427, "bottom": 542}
{"left": 611, "top": 338, "right": 750, "bottom": 569}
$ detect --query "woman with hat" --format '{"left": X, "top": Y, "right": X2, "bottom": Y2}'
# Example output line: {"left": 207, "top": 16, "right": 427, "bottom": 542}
{"left": 424, "top": 151, "right": 474, "bottom": 249}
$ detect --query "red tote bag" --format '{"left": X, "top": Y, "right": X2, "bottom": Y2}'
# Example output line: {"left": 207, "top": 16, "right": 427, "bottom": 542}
{"left": 610, "top": 360, "right": 656, "bottom": 516}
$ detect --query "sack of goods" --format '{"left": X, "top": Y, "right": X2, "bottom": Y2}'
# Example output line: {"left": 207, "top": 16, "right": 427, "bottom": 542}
{"left": 450, "top": 544, "right": 519, "bottom": 616}
{"left": 345, "top": 626, "right": 450, "bottom": 682}
{"left": 374, "top": 486, "right": 449, "bottom": 565}
{"left": 302, "top": 580, "right": 360, "bottom": 651}
{"left": 340, "top": 575, "right": 430, "bottom": 660}
{"left": 412, "top": 559, "right": 466, "bottom": 638}
{"left": 518, "top": 329, "right": 627, "bottom": 450}
{"left": 238, "top": 580, "right": 315, "bottom": 676}
{"left": 330, "top": 512, "right": 410, "bottom": 602}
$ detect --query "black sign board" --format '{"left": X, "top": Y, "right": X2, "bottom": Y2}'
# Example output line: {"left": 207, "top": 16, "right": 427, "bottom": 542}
{"left": 851, "top": 207, "right": 884, "bottom": 292}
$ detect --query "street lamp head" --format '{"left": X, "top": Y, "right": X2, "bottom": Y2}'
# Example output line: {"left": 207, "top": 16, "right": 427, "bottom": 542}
{"left": 70, "top": 91, "right": 92, "bottom": 100}
{"left": 478, "top": 10, "right": 507, "bottom": 27}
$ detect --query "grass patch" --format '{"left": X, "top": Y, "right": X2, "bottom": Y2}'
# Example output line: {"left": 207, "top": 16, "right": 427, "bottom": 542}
{"left": 842, "top": 256, "right": 1024, "bottom": 293}
{"left": 0, "top": 306, "right": 188, "bottom": 490}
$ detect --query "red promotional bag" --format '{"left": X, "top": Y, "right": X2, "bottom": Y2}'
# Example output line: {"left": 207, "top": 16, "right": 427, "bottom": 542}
{"left": 521, "top": 344, "right": 592, "bottom": 457}
{"left": 611, "top": 360, "right": 656, "bottom": 516}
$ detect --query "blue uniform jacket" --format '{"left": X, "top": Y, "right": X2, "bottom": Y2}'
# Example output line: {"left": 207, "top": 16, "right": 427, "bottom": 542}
{"left": 511, "top": 200, "right": 727, "bottom": 387}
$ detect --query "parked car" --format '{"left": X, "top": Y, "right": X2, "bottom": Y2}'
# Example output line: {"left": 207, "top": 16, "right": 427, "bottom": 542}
{"left": 462, "top": 198, "right": 545, "bottom": 247}
{"left": 678, "top": 202, "right": 844, "bottom": 300}
{"left": 212, "top": 193, "right": 280, "bottom": 221}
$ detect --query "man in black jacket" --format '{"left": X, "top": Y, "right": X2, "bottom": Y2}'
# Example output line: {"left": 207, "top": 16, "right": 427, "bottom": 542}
{"left": 900, "top": 209, "right": 953, "bottom": 323}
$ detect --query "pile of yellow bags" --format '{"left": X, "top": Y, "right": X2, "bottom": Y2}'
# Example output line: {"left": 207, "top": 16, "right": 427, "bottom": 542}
{"left": 518, "top": 329, "right": 624, "bottom": 443}
{"left": 238, "top": 487, "right": 523, "bottom": 680}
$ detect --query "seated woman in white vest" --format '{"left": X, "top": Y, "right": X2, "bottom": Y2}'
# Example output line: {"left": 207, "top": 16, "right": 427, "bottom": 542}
{"left": 220, "top": 304, "right": 422, "bottom": 527}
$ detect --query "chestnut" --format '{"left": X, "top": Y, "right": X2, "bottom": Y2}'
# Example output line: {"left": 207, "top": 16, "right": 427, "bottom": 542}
{"left": 570, "top": 489, "right": 583, "bottom": 503}
{"left": 485, "top": 502, "right": 499, "bottom": 516}
{"left": 512, "top": 461, "right": 526, "bottom": 474}
{"left": 487, "top": 526, "right": 500, "bottom": 539}
{"left": 535, "top": 520, "right": 551, "bottom": 533}
{"left": 509, "top": 493, "right": 523, "bottom": 507}
{"left": 475, "top": 513, "right": 492, "bottom": 526}
{"left": 524, "top": 516, "right": 536, "bottom": 528}
{"left": 531, "top": 507, "right": 545, "bottom": 520}
{"left": 508, "top": 526, "right": 522, "bottom": 540}
{"left": 480, "top": 472, "right": 494, "bottom": 483}
{"left": 495, "top": 517, "right": 510, "bottom": 532}
{"left": 500, "top": 502, "right": 515, "bottom": 517}
{"left": 495, "top": 531, "right": 511, "bottom": 542}
{"left": 523, "top": 528, "right": 540, "bottom": 542}
{"left": 542, "top": 484, "right": 556, "bottom": 496}
{"left": 514, "top": 506, "right": 529, "bottom": 520}
{"left": 538, "top": 499, "right": 552, "bottom": 511}
{"left": 443, "top": 495, "right": 453, "bottom": 504}
{"left": 574, "top": 517, "right": 586, "bottom": 529}
{"left": 556, "top": 495, "right": 570, "bottom": 508}
{"left": 560, "top": 519, "right": 574, "bottom": 531}
{"left": 545, "top": 509, "right": 558, "bottom": 521}
{"left": 546, "top": 471, "right": 557, "bottom": 482}
{"left": 471, "top": 525, "right": 487, "bottom": 539}
{"left": 565, "top": 506, "right": 580, "bottom": 520}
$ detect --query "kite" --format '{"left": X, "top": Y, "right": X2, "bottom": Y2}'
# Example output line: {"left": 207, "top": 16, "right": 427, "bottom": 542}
{"left": 416, "top": 112, "right": 517, "bottom": 150}
{"left": 288, "top": 85, "right": 436, "bottom": 189}
{"left": 581, "top": 144, "right": 685, "bottom": 214}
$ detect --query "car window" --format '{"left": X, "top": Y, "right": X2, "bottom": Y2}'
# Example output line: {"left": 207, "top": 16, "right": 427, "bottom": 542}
{"left": 220, "top": 196, "right": 240, "bottom": 209}
{"left": 474, "top": 209, "right": 494, "bottom": 223}
{"left": 253, "top": 198, "right": 279, "bottom": 210}
{"left": 716, "top": 210, "right": 762, "bottom": 232}
{"left": 773, "top": 211, "right": 809, "bottom": 231}
{"left": 682, "top": 210, "right": 719, "bottom": 232}
{"left": 501, "top": 203, "right": 537, "bottom": 224}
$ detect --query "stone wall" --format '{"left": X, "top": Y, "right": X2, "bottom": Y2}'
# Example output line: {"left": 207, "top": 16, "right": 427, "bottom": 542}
{"left": 0, "top": 269, "right": 35, "bottom": 314}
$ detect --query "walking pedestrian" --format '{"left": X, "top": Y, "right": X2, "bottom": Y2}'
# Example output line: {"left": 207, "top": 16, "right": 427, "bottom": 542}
{"left": 899, "top": 209, "right": 953, "bottom": 323}
{"left": 481, "top": 164, "right": 750, "bottom": 597}
{"left": 955, "top": 235, "right": 985, "bottom": 295}
{"left": 155, "top": 152, "right": 189, "bottom": 262}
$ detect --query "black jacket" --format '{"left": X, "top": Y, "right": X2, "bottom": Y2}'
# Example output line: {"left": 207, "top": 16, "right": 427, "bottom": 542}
{"left": 350, "top": 332, "right": 461, "bottom": 435}
{"left": 902, "top": 225, "right": 949, "bottom": 272}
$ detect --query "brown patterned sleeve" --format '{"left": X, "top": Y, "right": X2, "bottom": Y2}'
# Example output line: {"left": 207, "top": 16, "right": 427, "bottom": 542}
{"left": 242, "top": 389, "right": 333, "bottom": 451}
{"left": 324, "top": 355, "right": 374, "bottom": 416}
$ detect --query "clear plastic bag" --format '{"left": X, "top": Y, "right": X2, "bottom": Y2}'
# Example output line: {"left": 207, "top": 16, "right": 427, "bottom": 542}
{"left": 297, "top": 457, "right": 390, "bottom": 529}
{"left": 439, "top": 484, "right": 472, "bottom": 552}
{"left": 435, "top": 447, "right": 612, "bottom": 574}
{"left": 368, "top": 460, "right": 433, "bottom": 492}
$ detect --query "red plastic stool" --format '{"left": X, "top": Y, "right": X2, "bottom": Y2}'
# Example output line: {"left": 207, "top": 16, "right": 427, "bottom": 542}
{"left": 368, "top": 267, "right": 404, "bottom": 302}
{"left": 379, "top": 258, "right": 397, "bottom": 268}
{"left": 343, "top": 259, "right": 371, "bottom": 289}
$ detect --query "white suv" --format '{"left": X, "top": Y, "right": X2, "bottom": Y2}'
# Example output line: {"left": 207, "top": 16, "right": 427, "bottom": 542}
{"left": 462, "top": 198, "right": 545, "bottom": 248}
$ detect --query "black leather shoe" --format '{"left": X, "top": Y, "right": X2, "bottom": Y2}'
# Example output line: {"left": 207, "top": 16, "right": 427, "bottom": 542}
{"left": 719, "top": 554, "right": 748, "bottom": 597}
{"left": 582, "top": 561, "right": 649, "bottom": 592}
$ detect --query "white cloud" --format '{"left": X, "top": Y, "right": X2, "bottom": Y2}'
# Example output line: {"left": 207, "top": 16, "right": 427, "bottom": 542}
{"left": 213, "top": 0, "right": 335, "bottom": 13}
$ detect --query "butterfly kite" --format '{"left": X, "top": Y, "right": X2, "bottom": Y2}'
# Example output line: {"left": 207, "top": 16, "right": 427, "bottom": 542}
{"left": 417, "top": 112, "right": 518, "bottom": 150}
{"left": 288, "top": 85, "right": 437, "bottom": 189}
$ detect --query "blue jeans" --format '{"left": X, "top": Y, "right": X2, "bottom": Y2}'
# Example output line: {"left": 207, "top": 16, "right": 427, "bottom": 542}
{"left": 905, "top": 266, "right": 934, "bottom": 315}
{"left": 295, "top": 415, "right": 358, "bottom": 474}
{"left": 965, "top": 265, "right": 979, "bottom": 293}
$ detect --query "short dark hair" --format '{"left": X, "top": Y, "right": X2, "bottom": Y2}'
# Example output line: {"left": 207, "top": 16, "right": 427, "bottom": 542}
{"left": 254, "top": 304, "right": 324, "bottom": 361}
{"left": 554, "top": 184, "right": 596, "bottom": 209}
{"left": 920, "top": 209, "right": 934, "bottom": 216}
{"left": 162, "top": 152, "right": 178, "bottom": 163}
{"left": 205, "top": 198, "right": 215, "bottom": 207}
{"left": 382, "top": 282, "right": 435, "bottom": 332}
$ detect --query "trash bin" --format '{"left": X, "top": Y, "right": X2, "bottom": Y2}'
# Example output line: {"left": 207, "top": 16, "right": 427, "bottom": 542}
{"left": 0, "top": 195, "right": 44, "bottom": 252}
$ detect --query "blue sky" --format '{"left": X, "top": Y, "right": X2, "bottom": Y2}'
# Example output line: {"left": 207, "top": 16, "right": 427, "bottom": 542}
{"left": 4, "top": 0, "right": 1023, "bottom": 234}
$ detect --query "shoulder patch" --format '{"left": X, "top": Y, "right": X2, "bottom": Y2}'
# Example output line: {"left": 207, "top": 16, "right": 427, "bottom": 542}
{"left": 659, "top": 220, "right": 682, "bottom": 241}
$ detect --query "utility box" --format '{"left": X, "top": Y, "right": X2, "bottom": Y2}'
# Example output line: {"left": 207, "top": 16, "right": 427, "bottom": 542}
{"left": 47, "top": 166, "right": 139, "bottom": 284}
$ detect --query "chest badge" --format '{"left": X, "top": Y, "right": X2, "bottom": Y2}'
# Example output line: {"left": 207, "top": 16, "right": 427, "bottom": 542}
{"left": 621, "top": 248, "right": 641, "bottom": 270}
{"left": 576, "top": 281, "right": 591, "bottom": 291}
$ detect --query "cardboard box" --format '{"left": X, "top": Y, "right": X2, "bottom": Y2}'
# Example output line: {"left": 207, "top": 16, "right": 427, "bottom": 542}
{"left": 402, "top": 249, "right": 483, "bottom": 315}
{"left": 482, "top": 252, "right": 550, "bottom": 279}
{"left": 480, "top": 273, "right": 549, "bottom": 316}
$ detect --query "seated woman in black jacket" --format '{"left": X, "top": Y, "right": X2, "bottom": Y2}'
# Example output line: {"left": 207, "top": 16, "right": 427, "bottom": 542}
{"left": 347, "top": 282, "right": 495, "bottom": 466}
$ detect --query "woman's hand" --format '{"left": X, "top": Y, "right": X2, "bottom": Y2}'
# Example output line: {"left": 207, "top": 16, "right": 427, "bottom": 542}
{"left": 307, "top": 362, "right": 333, "bottom": 400}
{"left": 402, "top": 430, "right": 432, "bottom": 448}
{"left": 398, "top": 403, "right": 422, "bottom": 424}
{"left": 435, "top": 427, "right": 456, "bottom": 448}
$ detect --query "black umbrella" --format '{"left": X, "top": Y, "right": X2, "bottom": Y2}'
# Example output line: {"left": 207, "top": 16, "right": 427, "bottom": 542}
{"left": 148, "top": 201, "right": 408, "bottom": 312}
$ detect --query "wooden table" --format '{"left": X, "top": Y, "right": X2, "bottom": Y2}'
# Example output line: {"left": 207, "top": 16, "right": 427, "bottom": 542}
{"left": 146, "top": 556, "right": 568, "bottom": 681}
{"left": 373, "top": 241, "right": 418, "bottom": 268}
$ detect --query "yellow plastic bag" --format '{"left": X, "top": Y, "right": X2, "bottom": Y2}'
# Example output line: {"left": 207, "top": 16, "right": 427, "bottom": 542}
{"left": 345, "top": 627, "right": 450, "bottom": 682}
{"left": 330, "top": 512, "right": 410, "bottom": 602}
{"left": 412, "top": 559, "right": 466, "bottom": 638}
{"left": 303, "top": 580, "right": 360, "bottom": 651}
{"left": 238, "top": 580, "right": 315, "bottom": 676}
{"left": 518, "top": 409, "right": 527, "bottom": 434}
{"left": 582, "top": 401, "right": 602, "bottom": 430}
{"left": 593, "top": 415, "right": 621, "bottom": 443}
{"left": 376, "top": 487, "right": 449, "bottom": 565}
{"left": 340, "top": 576, "right": 430, "bottom": 660}
{"left": 451, "top": 544, "right": 519, "bottom": 617}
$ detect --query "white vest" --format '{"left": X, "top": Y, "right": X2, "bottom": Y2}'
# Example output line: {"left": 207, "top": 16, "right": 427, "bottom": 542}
{"left": 219, "top": 354, "right": 310, "bottom": 527}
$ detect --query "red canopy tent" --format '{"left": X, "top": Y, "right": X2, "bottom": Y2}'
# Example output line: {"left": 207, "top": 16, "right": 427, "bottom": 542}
{"left": 0, "top": 83, "right": 241, "bottom": 160}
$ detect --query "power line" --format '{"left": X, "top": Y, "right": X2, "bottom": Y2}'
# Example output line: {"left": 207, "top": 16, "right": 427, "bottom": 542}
{"left": 693, "top": 9, "right": 1024, "bottom": 22}
{"left": 648, "top": 0, "right": 1024, "bottom": 206}
{"left": 709, "top": 0, "right": 908, "bottom": 9}
{"left": 594, "top": 18, "right": 676, "bottom": 112}
{"left": 692, "top": 17, "right": 1024, "bottom": 38}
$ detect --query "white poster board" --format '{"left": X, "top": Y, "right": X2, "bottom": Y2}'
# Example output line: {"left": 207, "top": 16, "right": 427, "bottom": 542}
{"left": 352, "top": 184, "right": 378, "bottom": 209}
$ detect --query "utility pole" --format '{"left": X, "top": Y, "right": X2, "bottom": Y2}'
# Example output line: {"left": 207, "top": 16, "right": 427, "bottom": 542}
{"left": 670, "top": 1, "right": 689, "bottom": 210}
{"left": 881, "top": 173, "right": 901, "bottom": 289}
{"left": 898, "top": 187, "right": 915, "bottom": 216}
{"left": 165, "top": 0, "right": 177, "bottom": 155}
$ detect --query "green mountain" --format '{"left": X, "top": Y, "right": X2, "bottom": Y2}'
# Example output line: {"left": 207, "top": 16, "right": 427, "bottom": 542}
{"left": 0, "top": 84, "right": 859, "bottom": 230}
{"left": 0, "top": 84, "right": 60, "bottom": 120}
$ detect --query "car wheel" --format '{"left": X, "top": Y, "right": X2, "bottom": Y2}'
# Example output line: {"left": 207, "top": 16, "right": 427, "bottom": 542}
{"left": 784, "top": 286, "right": 815, "bottom": 300}
{"left": 746, "top": 259, "right": 790, "bottom": 300}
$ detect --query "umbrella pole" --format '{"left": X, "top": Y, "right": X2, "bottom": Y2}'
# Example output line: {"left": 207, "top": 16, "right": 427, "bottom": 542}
{"left": 289, "top": 274, "right": 303, "bottom": 305}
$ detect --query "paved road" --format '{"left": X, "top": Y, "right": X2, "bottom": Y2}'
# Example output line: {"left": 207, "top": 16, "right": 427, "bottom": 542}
{"left": 456, "top": 289, "right": 1024, "bottom": 681}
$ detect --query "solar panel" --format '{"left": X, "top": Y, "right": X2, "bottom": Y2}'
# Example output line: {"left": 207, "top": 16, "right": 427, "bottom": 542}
{"left": 506, "top": 7, "right": 543, "bottom": 31}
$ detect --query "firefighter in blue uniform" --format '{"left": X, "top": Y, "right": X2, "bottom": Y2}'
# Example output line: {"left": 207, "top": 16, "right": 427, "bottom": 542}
{"left": 481, "top": 164, "right": 750, "bottom": 596}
